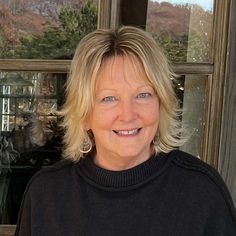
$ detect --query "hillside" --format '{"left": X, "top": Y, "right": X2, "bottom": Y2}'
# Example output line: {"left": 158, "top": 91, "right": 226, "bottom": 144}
{"left": 146, "top": 1, "right": 212, "bottom": 40}
{"left": 0, "top": 0, "right": 212, "bottom": 57}
{"left": 147, "top": 1, "right": 191, "bottom": 38}
{"left": 0, "top": 0, "right": 89, "bottom": 44}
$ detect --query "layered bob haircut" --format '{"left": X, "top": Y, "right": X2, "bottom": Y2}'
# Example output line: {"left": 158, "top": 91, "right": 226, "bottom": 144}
{"left": 61, "top": 26, "right": 186, "bottom": 162}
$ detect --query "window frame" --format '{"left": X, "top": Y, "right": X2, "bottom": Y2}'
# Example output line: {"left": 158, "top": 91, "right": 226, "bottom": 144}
{"left": 218, "top": 0, "right": 236, "bottom": 205}
{"left": 202, "top": 0, "right": 231, "bottom": 167}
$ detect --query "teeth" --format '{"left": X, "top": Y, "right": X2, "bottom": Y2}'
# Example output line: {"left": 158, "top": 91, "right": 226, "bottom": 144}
{"left": 115, "top": 129, "right": 139, "bottom": 135}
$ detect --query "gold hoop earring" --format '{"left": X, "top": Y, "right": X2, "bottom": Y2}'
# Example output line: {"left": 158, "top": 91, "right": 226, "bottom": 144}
{"left": 79, "top": 134, "right": 92, "bottom": 154}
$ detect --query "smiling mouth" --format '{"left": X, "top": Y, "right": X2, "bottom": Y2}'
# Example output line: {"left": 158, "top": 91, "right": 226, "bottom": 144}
{"left": 113, "top": 128, "right": 142, "bottom": 136}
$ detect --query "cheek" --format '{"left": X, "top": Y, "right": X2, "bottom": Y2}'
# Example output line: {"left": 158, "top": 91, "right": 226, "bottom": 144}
{"left": 89, "top": 108, "right": 118, "bottom": 130}
{"left": 142, "top": 102, "right": 160, "bottom": 125}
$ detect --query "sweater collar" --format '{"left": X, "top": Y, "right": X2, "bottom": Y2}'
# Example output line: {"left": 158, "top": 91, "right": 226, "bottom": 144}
{"left": 77, "top": 152, "right": 170, "bottom": 191}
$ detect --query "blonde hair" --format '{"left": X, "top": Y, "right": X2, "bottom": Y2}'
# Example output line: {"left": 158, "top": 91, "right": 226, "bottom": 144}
{"left": 61, "top": 26, "right": 186, "bottom": 162}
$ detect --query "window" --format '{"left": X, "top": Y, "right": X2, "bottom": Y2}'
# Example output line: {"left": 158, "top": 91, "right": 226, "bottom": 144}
{"left": 0, "top": 0, "right": 97, "bottom": 59}
{"left": 172, "top": 74, "right": 208, "bottom": 158}
{"left": 146, "top": 1, "right": 213, "bottom": 63}
{"left": 0, "top": 72, "right": 63, "bottom": 131}
{"left": 146, "top": 0, "right": 214, "bottom": 158}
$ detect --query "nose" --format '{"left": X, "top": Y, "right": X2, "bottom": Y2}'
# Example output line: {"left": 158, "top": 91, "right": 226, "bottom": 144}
{"left": 118, "top": 99, "right": 138, "bottom": 122}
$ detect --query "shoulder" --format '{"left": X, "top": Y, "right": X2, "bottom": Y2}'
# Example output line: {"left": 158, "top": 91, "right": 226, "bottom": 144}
{"left": 169, "top": 150, "right": 226, "bottom": 187}
{"left": 32, "top": 158, "right": 75, "bottom": 179}
{"left": 168, "top": 150, "right": 228, "bottom": 191}
{"left": 168, "top": 150, "right": 236, "bottom": 219}
{"left": 23, "top": 159, "right": 76, "bottom": 196}
{"left": 169, "top": 150, "right": 217, "bottom": 174}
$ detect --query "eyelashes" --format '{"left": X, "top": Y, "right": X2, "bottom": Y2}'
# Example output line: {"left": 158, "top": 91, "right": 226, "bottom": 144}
{"left": 101, "top": 96, "right": 117, "bottom": 102}
{"left": 100, "top": 92, "right": 153, "bottom": 103}
{"left": 136, "top": 92, "right": 152, "bottom": 99}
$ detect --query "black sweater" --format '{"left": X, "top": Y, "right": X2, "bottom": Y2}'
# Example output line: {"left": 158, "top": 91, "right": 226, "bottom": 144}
{"left": 15, "top": 150, "right": 236, "bottom": 236}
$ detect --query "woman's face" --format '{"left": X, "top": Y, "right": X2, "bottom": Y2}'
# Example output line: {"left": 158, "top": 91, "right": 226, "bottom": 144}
{"left": 86, "top": 55, "right": 160, "bottom": 170}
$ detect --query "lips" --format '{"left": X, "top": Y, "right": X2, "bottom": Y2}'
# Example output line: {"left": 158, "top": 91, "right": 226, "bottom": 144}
{"left": 113, "top": 128, "right": 142, "bottom": 136}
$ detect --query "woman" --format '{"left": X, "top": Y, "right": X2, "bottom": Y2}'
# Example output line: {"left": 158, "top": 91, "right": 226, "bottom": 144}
{"left": 15, "top": 26, "right": 236, "bottom": 235}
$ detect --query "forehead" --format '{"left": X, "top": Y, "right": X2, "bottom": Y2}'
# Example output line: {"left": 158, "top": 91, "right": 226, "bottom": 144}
{"left": 95, "top": 55, "right": 150, "bottom": 89}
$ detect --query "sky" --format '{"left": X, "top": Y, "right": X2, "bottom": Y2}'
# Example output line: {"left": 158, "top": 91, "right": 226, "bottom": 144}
{"left": 153, "top": 0, "right": 214, "bottom": 11}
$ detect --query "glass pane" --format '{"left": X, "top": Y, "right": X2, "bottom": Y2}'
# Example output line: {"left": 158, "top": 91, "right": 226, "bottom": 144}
{"left": 0, "top": 0, "right": 98, "bottom": 59}
{"left": 0, "top": 72, "right": 65, "bottom": 224}
{"left": 146, "top": 0, "right": 214, "bottom": 62}
{"left": 15, "top": 99, "right": 34, "bottom": 114}
{"left": 37, "top": 99, "right": 57, "bottom": 115}
{"left": 174, "top": 74, "right": 208, "bottom": 158}
{"left": 0, "top": 72, "right": 66, "bottom": 127}
{"left": 0, "top": 115, "right": 15, "bottom": 131}
{"left": 36, "top": 74, "right": 58, "bottom": 95}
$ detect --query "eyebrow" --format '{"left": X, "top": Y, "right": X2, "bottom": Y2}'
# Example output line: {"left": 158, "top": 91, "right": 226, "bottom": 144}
{"left": 97, "top": 85, "right": 153, "bottom": 93}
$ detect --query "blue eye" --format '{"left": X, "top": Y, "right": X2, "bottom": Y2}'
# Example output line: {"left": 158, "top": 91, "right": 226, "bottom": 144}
{"left": 136, "top": 92, "right": 152, "bottom": 99}
{"left": 101, "top": 96, "right": 117, "bottom": 102}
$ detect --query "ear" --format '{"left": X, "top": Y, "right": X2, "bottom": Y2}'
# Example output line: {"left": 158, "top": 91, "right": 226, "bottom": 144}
{"left": 83, "top": 117, "right": 91, "bottom": 131}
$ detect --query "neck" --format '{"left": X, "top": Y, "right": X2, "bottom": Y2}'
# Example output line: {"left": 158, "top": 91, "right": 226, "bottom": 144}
{"left": 93, "top": 150, "right": 154, "bottom": 171}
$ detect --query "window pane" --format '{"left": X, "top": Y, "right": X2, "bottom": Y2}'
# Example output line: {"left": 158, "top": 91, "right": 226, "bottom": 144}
{"left": 0, "top": 72, "right": 66, "bottom": 130}
{"left": 0, "top": 71, "right": 65, "bottom": 224}
{"left": 15, "top": 99, "right": 34, "bottom": 114}
{"left": 37, "top": 99, "right": 57, "bottom": 115}
{"left": 0, "top": 0, "right": 98, "bottom": 59}
{"left": 146, "top": 0, "right": 214, "bottom": 62}
{"left": 174, "top": 74, "right": 208, "bottom": 157}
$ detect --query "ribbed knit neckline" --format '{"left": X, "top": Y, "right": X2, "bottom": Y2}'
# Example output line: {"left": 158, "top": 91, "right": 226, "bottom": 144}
{"left": 77, "top": 152, "right": 171, "bottom": 191}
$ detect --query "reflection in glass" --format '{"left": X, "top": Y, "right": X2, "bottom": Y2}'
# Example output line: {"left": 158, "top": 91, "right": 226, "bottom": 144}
{"left": 37, "top": 99, "right": 57, "bottom": 115}
{"left": 146, "top": 0, "right": 214, "bottom": 62}
{"left": 0, "top": 0, "right": 98, "bottom": 59}
{"left": 174, "top": 75, "right": 208, "bottom": 158}
{"left": 0, "top": 71, "right": 66, "bottom": 224}
{"left": 0, "top": 72, "right": 65, "bottom": 132}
